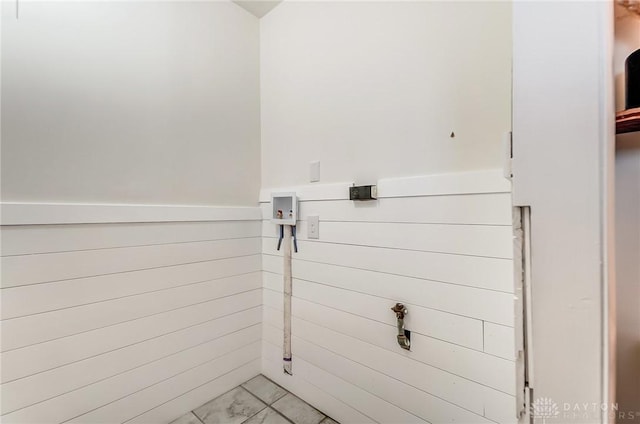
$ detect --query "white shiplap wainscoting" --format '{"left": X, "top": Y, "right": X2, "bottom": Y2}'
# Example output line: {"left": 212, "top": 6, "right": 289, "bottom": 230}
{"left": 259, "top": 170, "right": 517, "bottom": 424}
{"left": 0, "top": 204, "right": 263, "bottom": 423}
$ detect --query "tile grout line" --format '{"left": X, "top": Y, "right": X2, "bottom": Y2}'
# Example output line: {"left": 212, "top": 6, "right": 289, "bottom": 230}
{"left": 237, "top": 385, "right": 270, "bottom": 424}
{"left": 268, "top": 406, "right": 297, "bottom": 424}
{"left": 190, "top": 411, "right": 206, "bottom": 424}
{"left": 256, "top": 375, "right": 331, "bottom": 424}
{"left": 241, "top": 375, "right": 288, "bottom": 406}
{"left": 238, "top": 377, "right": 295, "bottom": 424}
{"left": 183, "top": 376, "right": 336, "bottom": 424}
{"left": 268, "top": 390, "right": 327, "bottom": 424}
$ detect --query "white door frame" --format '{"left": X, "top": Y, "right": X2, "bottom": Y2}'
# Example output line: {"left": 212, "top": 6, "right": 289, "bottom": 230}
{"left": 511, "top": 2, "right": 616, "bottom": 422}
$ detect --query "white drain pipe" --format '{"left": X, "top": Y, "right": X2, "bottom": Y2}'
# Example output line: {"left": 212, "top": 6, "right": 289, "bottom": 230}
{"left": 283, "top": 225, "right": 293, "bottom": 375}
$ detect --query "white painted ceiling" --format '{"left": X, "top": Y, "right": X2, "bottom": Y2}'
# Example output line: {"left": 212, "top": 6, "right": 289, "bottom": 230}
{"left": 232, "top": 1, "right": 282, "bottom": 18}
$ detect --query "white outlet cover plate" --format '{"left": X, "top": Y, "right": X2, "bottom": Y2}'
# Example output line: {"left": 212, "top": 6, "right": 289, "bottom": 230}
{"left": 310, "top": 161, "right": 320, "bottom": 182}
{"left": 308, "top": 215, "right": 319, "bottom": 239}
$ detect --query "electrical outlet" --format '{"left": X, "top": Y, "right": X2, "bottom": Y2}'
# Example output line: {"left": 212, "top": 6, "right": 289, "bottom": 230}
{"left": 308, "top": 215, "right": 319, "bottom": 239}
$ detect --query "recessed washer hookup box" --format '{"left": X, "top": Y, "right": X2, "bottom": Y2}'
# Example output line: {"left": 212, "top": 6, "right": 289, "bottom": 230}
{"left": 271, "top": 192, "right": 298, "bottom": 225}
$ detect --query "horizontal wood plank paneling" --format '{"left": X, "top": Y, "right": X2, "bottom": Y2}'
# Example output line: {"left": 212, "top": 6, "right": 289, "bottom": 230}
{"left": 3, "top": 171, "right": 515, "bottom": 424}
{"left": 290, "top": 279, "right": 484, "bottom": 350}
{"left": 262, "top": 240, "right": 513, "bottom": 293}
{"left": 2, "top": 310, "right": 262, "bottom": 415}
{"left": 2, "top": 237, "right": 261, "bottom": 288}
{"left": 263, "top": 306, "right": 514, "bottom": 412}
{"left": 290, "top": 338, "right": 492, "bottom": 424}
{"left": 484, "top": 322, "right": 517, "bottom": 360}
{"left": 2, "top": 272, "right": 260, "bottom": 352}
{"left": 260, "top": 193, "right": 512, "bottom": 225}
{"left": 263, "top": 221, "right": 512, "bottom": 259}
{"left": 2, "top": 289, "right": 261, "bottom": 382}
{"left": 285, "top": 260, "right": 513, "bottom": 325}
{"left": 264, "top": 341, "right": 427, "bottom": 424}
{"left": 1, "top": 221, "right": 261, "bottom": 256}
{"left": 0, "top": 203, "right": 261, "bottom": 226}
{"left": 376, "top": 169, "right": 510, "bottom": 198}
{"left": 71, "top": 342, "right": 261, "bottom": 424}
{"left": 1, "top": 211, "right": 262, "bottom": 424}
{"left": 259, "top": 170, "right": 510, "bottom": 202}
{"left": 4, "top": 339, "right": 261, "bottom": 423}
{"left": 260, "top": 170, "right": 517, "bottom": 424}
{"left": 266, "top": 297, "right": 515, "bottom": 394}
{"left": 1, "top": 255, "right": 261, "bottom": 320}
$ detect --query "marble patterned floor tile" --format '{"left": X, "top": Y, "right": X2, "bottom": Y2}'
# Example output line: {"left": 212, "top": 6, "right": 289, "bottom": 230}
{"left": 242, "top": 407, "right": 292, "bottom": 424}
{"left": 271, "top": 394, "right": 325, "bottom": 424}
{"left": 194, "top": 387, "right": 266, "bottom": 424}
{"left": 170, "top": 412, "right": 202, "bottom": 424}
{"left": 242, "top": 375, "right": 288, "bottom": 405}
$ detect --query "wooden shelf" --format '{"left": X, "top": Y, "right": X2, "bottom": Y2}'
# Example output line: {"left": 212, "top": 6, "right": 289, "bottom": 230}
{"left": 616, "top": 107, "right": 640, "bottom": 134}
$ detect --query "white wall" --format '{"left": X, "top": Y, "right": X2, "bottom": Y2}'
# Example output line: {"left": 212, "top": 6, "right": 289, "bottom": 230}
{"left": 1, "top": 1, "right": 260, "bottom": 206}
{"left": 260, "top": 172, "right": 517, "bottom": 424}
{"left": 260, "top": 1, "right": 511, "bottom": 188}
{"left": 1, "top": 2, "right": 263, "bottom": 422}
{"left": 614, "top": 6, "right": 640, "bottom": 421}
{"left": 260, "top": 2, "right": 515, "bottom": 422}
{"left": 0, "top": 206, "right": 262, "bottom": 423}
{"left": 512, "top": 1, "right": 614, "bottom": 421}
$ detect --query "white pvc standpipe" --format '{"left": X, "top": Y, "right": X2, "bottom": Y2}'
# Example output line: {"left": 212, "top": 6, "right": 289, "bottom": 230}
{"left": 283, "top": 225, "right": 293, "bottom": 375}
